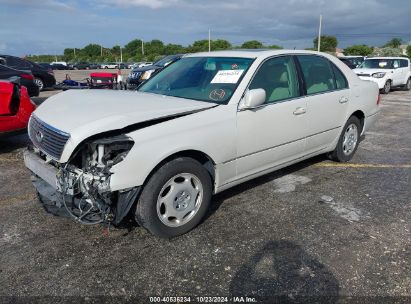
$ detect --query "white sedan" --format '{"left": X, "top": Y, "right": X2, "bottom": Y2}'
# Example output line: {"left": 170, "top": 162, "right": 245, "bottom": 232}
{"left": 24, "top": 50, "right": 380, "bottom": 238}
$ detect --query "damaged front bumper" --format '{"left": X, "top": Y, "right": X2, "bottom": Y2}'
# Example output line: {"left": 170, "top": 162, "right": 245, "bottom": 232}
{"left": 24, "top": 149, "right": 140, "bottom": 225}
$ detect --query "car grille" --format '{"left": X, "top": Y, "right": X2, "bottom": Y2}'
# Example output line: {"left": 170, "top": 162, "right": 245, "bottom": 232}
{"left": 357, "top": 73, "right": 370, "bottom": 77}
{"left": 131, "top": 72, "right": 141, "bottom": 79}
{"left": 28, "top": 115, "right": 70, "bottom": 160}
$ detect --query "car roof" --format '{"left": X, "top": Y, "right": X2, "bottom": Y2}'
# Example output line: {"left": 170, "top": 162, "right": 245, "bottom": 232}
{"left": 186, "top": 49, "right": 327, "bottom": 59}
{"left": 365, "top": 57, "right": 409, "bottom": 60}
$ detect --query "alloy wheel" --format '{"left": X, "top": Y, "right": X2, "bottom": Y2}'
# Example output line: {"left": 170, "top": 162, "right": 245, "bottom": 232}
{"left": 342, "top": 123, "right": 358, "bottom": 156}
{"left": 156, "top": 173, "right": 204, "bottom": 227}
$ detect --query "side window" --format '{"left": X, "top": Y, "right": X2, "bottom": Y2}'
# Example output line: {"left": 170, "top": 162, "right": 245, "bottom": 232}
{"left": 393, "top": 60, "right": 400, "bottom": 69}
{"left": 400, "top": 60, "right": 408, "bottom": 68}
{"left": 297, "top": 55, "right": 336, "bottom": 95}
{"left": 331, "top": 64, "right": 348, "bottom": 89}
{"left": 7, "top": 57, "right": 31, "bottom": 69}
{"left": 249, "top": 56, "right": 300, "bottom": 104}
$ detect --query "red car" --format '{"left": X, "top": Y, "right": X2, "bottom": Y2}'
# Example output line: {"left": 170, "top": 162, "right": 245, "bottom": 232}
{"left": 0, "top": 79, "right": 36, "bottom": 136}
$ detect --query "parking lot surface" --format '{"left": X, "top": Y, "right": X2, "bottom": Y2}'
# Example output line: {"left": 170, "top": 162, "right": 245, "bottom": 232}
{"left": 0, "top": 89, "right": 410, "bottom": 302}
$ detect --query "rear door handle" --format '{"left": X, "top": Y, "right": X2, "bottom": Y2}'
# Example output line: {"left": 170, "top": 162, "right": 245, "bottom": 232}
{"left": 293, "top": 107, "right": 306, "bottom": 115}
{"left": 339, "top": 97, "right": 349, "bottom": 103}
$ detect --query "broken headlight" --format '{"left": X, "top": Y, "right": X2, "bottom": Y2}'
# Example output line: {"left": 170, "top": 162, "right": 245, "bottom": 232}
{"left": 57, "top": 135, "right": 134, "bottom": 225}
{"left": 84, "top": 134, "right": 134, "bottom": 172}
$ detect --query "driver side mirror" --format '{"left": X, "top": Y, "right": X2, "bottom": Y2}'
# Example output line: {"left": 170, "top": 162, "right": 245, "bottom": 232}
{"left": 240, "top": 88, "right": 266, "bottom": 110}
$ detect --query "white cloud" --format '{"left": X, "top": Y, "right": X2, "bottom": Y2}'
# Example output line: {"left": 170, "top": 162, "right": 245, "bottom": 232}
{"left": 0, "top": 43, "right": 7, "bottom": 52}
{"left": 102, "top": 0, "right": 181, "bottom": 9}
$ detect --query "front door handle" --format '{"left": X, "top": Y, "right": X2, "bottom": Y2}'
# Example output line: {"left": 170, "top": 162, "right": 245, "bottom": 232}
{"left": 339, "top": 97, "right": 349, "bottom": 103}
{"left": 293, "top": 107, "right": 306, "bottom": 115}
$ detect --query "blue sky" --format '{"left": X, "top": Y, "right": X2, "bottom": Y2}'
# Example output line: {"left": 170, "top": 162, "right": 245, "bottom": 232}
{"left": 1, "top": 0, "right": 410, "bottom": 56}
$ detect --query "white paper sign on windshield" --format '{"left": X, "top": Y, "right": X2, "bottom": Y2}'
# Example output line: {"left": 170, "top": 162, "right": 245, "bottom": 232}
{"left": 211, "top": 70, "right": 244, "bottom": 84}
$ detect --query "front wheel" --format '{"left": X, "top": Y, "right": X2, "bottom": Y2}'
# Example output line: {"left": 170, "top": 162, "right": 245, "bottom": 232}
{"left": 135, "top": 157, "right": 212, "bottom": 238}
{"left": 329, "top": 116, "right": 361, "bottom": 162}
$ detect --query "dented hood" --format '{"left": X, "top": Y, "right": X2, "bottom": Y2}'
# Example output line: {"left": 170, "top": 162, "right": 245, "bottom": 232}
{"left": 33, "top": 89, "right": 214, "bottom": 141}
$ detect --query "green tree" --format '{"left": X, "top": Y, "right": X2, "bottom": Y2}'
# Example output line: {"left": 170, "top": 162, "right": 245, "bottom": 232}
{"left": 268, "top": 44, "right": 283, "bottom": 49}
{"left": 163, "top": 43, "right": 186, "bottom": 54}
{"left": 82, "top": 44, "right": 102, "bottom": 58}
{"left": 344, "top": 44, "right": 373, "bottom": 56}
{"left": 188, "top": 40, "right": 210, "bottom": 52}
{"left": 241, "top": 40, "right": 263, "bottom": 49}
{"left": 372, "top": 47, "right": 403, "bottom": 57}
{"left": 124, "top": 39, "right": 143, "bottom": 58}
{"left": 145, "top": 39, "right": 165, "bottom": 55}
{"left": 111, "top": 45, "right": 121, "bottom": 57}
{"left": 384, "top": 38, "right": 402, "bottom": 48}
{"left": 212, "top": 39, "right": 232, "bottom": 50}
{"left": 313, "top": 35, "right": 338, "bottom": 52}
{"left": 407, "top": 45, "right": 411, "bottom": 58}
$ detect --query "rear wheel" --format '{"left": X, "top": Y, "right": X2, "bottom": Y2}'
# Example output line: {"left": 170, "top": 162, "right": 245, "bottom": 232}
{"left": 404, "top": 78, "right": 411, "bottom": 91}
{"left": 329, "top": 116, "right": 361, "bottom": 162}
{"left": 34, "top": 77, "right": 44, "bottom": 91}
{"left": 382, "top": 80, "right": 391, "bottom": 94}
{"left": 135, "top": 157, "right": 212, "bottom": 238}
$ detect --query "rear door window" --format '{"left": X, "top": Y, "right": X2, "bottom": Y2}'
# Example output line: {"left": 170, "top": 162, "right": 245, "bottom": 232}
{"left": 331, "top": 64, "right": 348, "bottom": 90}
{"left": 297, "top": 55, "right": 336, "bottom": 95}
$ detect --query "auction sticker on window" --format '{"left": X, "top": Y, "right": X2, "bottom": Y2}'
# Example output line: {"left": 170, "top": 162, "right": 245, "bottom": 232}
{"left": 211, "top": 70, "right": 244, "bottom": 84}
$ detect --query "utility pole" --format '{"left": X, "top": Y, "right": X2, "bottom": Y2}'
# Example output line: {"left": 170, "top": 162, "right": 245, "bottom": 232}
{"left": 120, "top": 47, "right": 123, "bottom": 62}
{"left": 141, "top": 40, "right": 144, "bottom": 56}
{"left": 74, "top": 48, "right": 76, "bottom": 58}
{"left": 208, "top": 28, "right": 211, "bottom": 52}
{"left": 101, "top": 45, "right": 103, "bottom": 57}
{"left": 317, "top": 14, "right": 322, "bottom": 52}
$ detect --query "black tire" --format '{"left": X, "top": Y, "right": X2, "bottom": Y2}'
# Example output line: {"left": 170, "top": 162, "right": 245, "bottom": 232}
{"left": 403, "top": 78, "right": 411, "bottom": 91}
{"left": 34, "top": 77, "right": 44, "bottom": 91}
{"left": 329, "top": 116, "right": 361, "bottom": 162}
{"left": 382, "top": 80, "right": 391, "bottom": 94}
{"left": 135, "top": 157, "right": 212, "bottom": 238}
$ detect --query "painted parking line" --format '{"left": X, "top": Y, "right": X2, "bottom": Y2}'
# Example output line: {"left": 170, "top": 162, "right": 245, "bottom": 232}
{"left": 314, "top": 163, "right": 411, "bottom": 168}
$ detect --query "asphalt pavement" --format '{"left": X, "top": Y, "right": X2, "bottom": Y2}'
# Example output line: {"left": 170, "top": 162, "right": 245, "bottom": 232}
{"left": 0, "top": 88, "right": 410, "bottom": 303}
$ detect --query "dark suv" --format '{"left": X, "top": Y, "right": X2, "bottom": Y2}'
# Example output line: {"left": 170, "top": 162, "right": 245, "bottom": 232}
{"left": 0, "top": 55, "right": 56, "bottom": 91}
{"left": 127, "top": 54, "right": 183, "bottom": 89}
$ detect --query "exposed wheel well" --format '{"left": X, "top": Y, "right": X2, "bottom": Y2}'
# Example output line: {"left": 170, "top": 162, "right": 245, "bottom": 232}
{"left": 350, "top": 110, "right": 365, "bottom": 132}
{"left": 144, "top": 150, "right": 216, "bottom": 190}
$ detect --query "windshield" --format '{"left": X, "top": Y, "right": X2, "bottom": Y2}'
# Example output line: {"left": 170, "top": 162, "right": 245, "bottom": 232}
{"left": 359, "top": 59, "right": 395, "bottom": 69}
{"left": 154, "top": 55, "right": 179, "bottom": 67}
{"left": 138, "top": 57, "right": 254, "bottom": 104}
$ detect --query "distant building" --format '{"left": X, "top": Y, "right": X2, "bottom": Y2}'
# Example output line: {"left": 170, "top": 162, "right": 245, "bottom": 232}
{"left": 399, "top": 44, "right": 409, "bottom": 56}
{"left": 335, "top": 48, "right": 344, "bottom": 57}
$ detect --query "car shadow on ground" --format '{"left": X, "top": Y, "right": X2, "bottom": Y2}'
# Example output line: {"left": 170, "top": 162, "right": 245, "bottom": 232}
{"left": 206, "top": 154, "right": 328, "bottom": 221}
{"left": 230, "top": 240, "right": 339, "bottom": 303}
{"left": 31, "top": 96, "right": 48, "bottom": 106}
{"left": 0, "top": 133, "right": 30, "bottom": 154}
{"left": 117, "top": 155, "right": 329, "bottom": 234}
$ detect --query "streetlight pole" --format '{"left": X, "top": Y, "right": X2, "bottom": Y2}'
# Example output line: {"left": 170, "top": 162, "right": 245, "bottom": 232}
{"left": 141, "top": 40, "right": 144, "bottom": 56}
{"left": 317, "top": 14, "right": 322, "bottom": 52}
{"left": 120, "top": 46, "right": 123, "bottom": 62}
{"left": 208, "top": 28, "right": 211, "bottom": 52}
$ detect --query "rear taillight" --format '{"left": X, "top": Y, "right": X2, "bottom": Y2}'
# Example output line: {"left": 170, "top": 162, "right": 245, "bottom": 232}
{"left": 377, "top": 93, "right": 381, "bottom": 105}
{"left": 21, "top": 74, "right": 34, "bottom": 80}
